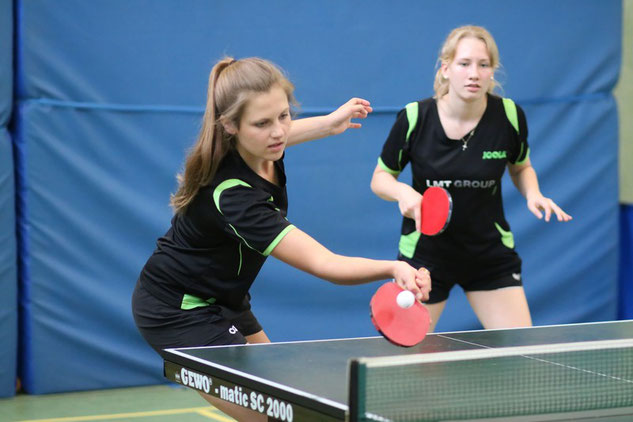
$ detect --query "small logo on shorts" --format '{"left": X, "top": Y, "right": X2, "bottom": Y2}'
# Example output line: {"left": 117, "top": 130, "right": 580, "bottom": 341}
{"left": 228, "top": 325, "right": 238, "bottom": 335}
{"left": 512, "top": 273, "right": 521, "bottom": 281}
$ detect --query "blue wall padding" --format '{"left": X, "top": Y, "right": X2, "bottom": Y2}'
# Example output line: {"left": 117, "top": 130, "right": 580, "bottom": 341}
{"left": 620, "top": 205, "right": 633, "bottom": 320}
{"left": 17, "top": 1, "right": 621, "bottom": 107}
{"left": 0, "top": 128, "right": 17, "bottom": 398}
{"left": 14, "top": 103, "right": 195, "bottom": 392}
{"left": 0, "top": 0, "right": 12, "bottom": 126}
{"left": 1, "top": 0, "right": 17, "bottom": 399}
{"left": 14, "top": 0, "right": 622, "bottom": 393}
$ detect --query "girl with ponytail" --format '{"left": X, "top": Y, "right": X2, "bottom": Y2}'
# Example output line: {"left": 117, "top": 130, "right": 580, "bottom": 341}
{"left": 133, "top": 56, "right": 430, "bottom": 421}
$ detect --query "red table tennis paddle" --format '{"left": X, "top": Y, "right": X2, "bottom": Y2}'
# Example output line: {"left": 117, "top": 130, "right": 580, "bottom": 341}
{"left": 419, "top": 186, "right": 452, "bottom": 236}
{"left": 370, "top": 281, "right": 430, "bottom": 347}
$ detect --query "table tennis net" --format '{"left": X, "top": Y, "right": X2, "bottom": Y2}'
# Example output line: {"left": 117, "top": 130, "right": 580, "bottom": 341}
{"left": 349, "top": 339, "right": 633, "bottom": 421}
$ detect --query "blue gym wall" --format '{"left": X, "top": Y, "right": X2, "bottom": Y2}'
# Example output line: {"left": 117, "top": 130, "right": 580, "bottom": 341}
{"left": 1, "top": 0, "right": 17, "bottom": 399}
{"left": 8, "top": 0, "right": 626, "bottom": 394}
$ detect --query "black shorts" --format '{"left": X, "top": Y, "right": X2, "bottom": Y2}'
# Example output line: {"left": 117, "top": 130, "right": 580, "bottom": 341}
{"left": 400, "top": 255, "right": 523, "bottom": 304}
{"left": 131, "top": 279, "right": 262, "bottom": 358}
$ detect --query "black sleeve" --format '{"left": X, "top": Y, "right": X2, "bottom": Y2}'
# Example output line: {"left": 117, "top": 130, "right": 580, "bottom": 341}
{"left": 509, "top": 104, "right": 530, "bottom": 165}
{"left": 378, "top": 108, "right": 412, "bottom": 175}
{"left": 214, "top": 181, "right": 294, "bottom": 256}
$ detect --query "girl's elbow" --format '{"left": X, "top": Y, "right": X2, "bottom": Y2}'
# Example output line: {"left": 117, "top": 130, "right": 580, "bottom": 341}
{"left": 370, "top": 178, "right": 380, "bottom": 195}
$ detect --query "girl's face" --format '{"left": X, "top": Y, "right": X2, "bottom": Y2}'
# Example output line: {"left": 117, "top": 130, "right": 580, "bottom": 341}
{"left": 442, "top": 37, "right": 494, "bottom": 101}
{"left": 227, "top": 85, "right": 291, "bottom": 168}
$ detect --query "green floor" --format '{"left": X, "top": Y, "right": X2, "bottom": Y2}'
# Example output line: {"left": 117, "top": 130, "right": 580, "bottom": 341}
{"left": 0, "top": 384, "right": 235, "bottom": 422}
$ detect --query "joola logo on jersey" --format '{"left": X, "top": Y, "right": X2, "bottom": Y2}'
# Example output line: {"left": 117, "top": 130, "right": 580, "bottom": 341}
{"left": 426, "top": 180, "right": 496, "bottom": 189}
{"left": 482, "top": 150, "right": 507, "bottom": 159}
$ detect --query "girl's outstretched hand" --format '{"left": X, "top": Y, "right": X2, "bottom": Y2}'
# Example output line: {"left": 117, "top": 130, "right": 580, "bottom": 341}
{"left": 527, "top": 194, "right": 572, "bottom": 222}
{"left": 328, "top": 98, "right": 373, "bottom": 135}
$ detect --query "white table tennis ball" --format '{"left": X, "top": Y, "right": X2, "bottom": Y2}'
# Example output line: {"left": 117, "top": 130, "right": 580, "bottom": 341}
{"left": 396, "top": 290, "right": 415, "bottom": 309}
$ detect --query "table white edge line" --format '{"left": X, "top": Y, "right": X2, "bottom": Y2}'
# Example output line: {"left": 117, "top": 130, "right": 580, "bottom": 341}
{"left": 164, "top": 320, "right": 633, "bottom": 351}
{"left": 165, "top": 349, "right": 348, "bottom": 411}
{"left": 357, "top": 338, "right": 633, "bottom": 368}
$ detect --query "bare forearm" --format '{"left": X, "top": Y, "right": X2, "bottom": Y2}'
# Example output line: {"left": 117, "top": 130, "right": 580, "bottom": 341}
{"left": 509, "top": 161, "right": 573, "bottom": 222}
{"left": 272, "top": 228, "right": 431, "bottom": 300}
{"left": 314, "top": 254, "right": 398, "bottom": 285}
{"left": 272, "top": 228, "right": 395, "bottom": 285}
{"left": 370, "top": 167, "right": 413, "bottom": 202}
{"left": 287, "top": 98, "right": 372, "bottom": 147}
{"left": 371, "top": 166, "right": 423, "bottom": 223}
{"left": 287, "top": 116, "right": 333, "bottom": 146}
{"left": 510, "top": 164, "right": 541, "bottom": 200}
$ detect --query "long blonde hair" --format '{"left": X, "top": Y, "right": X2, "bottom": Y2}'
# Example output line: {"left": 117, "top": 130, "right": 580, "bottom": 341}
{"left": 171, "top": 57, "right": 295, "bottom": 213}
{"left": 433, "top": 25, "right": 501, "bottom": 98}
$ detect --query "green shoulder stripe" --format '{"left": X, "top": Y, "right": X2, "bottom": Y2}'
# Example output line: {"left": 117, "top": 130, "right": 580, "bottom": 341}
{"left": 213, "top": 179, "right": 252, "bottom": 214}
{"left": 213, "top": 178, "right": 258, "bottom": 253}
{"left": 502, "top": 98, "right": 519, "bottom": 134}
{"left": 377, "top": 101, "right": 418, "bottom": 176}
{"left": 405, "top": 101, "right": 419, "bottom": 142}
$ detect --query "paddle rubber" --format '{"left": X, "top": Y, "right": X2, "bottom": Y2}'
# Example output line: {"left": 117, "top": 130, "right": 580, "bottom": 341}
{"left": 370, "top": 281, "right": 430, "bottom": 347}
{"left": 420, "top": 186, "right": 453, "bottom": 236}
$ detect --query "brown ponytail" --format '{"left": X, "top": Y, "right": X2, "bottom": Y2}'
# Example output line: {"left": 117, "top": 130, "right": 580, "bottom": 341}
{"left": 170, "top": 57, "right": 295, "bottom": 213}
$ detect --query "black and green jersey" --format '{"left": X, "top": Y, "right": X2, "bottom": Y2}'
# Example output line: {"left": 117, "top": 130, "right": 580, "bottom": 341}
{"left": 378, "top": 94, "right": 529, "bottom": 265}
{"left": 140, "top": 149, "right": 295, "bottom": 310}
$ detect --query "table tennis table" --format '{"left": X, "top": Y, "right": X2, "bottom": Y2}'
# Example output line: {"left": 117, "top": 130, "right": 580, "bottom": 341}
{"left": 163, "top": 320, "right": 633, "bottom": 421}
